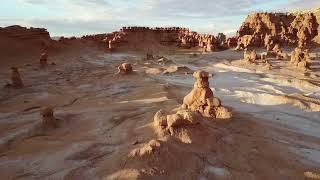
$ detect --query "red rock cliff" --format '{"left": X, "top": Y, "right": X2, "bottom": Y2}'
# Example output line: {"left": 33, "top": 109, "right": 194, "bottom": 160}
{"left": 237, "top": 10, "right": 320, "bottom": 48}
{"left": 103, "top": 26, "right": 226, "bottom": 51}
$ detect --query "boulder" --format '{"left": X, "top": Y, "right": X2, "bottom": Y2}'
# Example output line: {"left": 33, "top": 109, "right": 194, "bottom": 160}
{"left": 117, "top": 63, "right": 133, "bottom": 74}
{"left": 40, "top": 106, "right": 58, "bottom": 128}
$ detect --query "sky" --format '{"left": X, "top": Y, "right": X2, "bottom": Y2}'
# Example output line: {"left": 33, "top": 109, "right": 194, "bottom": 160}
{"left": 1, "top": 0, "right": 320, "bottom": 37}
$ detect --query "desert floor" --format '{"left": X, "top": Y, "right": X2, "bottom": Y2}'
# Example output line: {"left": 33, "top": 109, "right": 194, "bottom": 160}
{"left": 0, "top": 46, "right": 320, "bottom": 180}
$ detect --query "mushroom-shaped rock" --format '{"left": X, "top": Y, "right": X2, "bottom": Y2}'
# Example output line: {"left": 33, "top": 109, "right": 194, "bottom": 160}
{"left": 182, "top": 70, "right": 231, "bottom": 119}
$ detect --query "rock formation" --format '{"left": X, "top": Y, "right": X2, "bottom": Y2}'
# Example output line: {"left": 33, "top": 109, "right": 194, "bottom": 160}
{"left": 39, "top": 53, "right": 48, "bottom": 68}
{"left": 0, "top": 25, "right": 50, "bottom": 42}
{"left": 237, "top": 11, "right": 320, "bottom": 48}
{"left": 8, "top": 67, "right": 24, "bottom": 88}
{"left": 153, "top": 71, "right": 231, "bottom": 134}
{"left": 40, "top": 106, "right": 58, "bottom": 128}
{"left": 266, "top": 44, "right": 288, "bottom": 60}
{"left": 117, "top": 63, "right": 133, "bottom": 74}
{"left": 153, "top": 109, "right": 201, "bottom": 129}
{"left": 182, "top": 71, "right": 232, "bottom": 119}
{"left": 103, "top": 26, "right": 227, "bottom": 51}
{"left": 163, "top": 65, "right": 192, "bottom": 74}
{"left": 289, "top": 47, "right": 310, "bottom": 70}
{"left": 243, "top": 49, "right": 261, "bottom": 62}
{"left": 226, "top": 37, "right": 237, "bottom": 48}
{"left": 216, "top": 33, "right": 226, "bottom": 45}
{"left": 146, "top": 53, "right": 154, "bottom": 60}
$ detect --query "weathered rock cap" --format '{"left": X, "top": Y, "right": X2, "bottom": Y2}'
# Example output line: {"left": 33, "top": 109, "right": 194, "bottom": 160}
{"left": 193, "top": 70, "right": 210, "bottom": 79}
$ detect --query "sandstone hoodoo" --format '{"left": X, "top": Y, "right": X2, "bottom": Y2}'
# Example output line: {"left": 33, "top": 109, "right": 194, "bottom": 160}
{"left": 237, "top": 11, "right": 320, "bottom": 48}
{"left": 39, "top": 53, "right": 48, "bottom": 68}
{"left": 153, "top": 70, "right": 231, "bottom": 132}
{"left": 40, "top": 106, "right": 58, "bottom": 128}
{"left": 289, "top": 47, "right": 310, "bottom": 70}
{"left": 243, "top": 49, "right": 260, "bottom": 63}
{"left": 182, "top": 71, "right": 232, "bottom": 119}
{"left": 117, "top": 63, "right": 133, "bottom": 74}
{"left": 267, "top": 44, "right": 288, "bottom": 60}
{"left": 7, "top": 67, "right": 24, "bottom": 88}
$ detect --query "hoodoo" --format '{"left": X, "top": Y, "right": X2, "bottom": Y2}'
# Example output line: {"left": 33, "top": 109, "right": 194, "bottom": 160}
{"left": 9, "top": 67, "right": 24, "bottom": 88}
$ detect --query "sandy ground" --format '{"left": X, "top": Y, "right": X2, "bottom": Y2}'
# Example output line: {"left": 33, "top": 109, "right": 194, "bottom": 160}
{"left": 0, "top": 46, "right": 320, "bottom": 180}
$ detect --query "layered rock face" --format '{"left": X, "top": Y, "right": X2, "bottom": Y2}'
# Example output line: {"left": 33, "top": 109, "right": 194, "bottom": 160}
{"left": 237, "top": 11, "right": 319, "bottom": 48}
{"left": 0, "top": 25, "right": 52, "bottom": 58}
{"left": 104, "top": 26, "right": 226, "bottom": 51}
{"left": 0, "top": 25, "right": 50, "bottom": 41}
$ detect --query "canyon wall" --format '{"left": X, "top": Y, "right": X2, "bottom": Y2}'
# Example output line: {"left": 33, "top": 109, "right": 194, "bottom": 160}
{"left": 237, "top": 9, "right": 320, "bottom": 48}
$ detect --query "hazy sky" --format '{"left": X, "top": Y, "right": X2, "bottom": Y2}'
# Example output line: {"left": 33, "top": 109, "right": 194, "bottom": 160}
{"left": 1, "top": 0, "right": 320, "bottom": 37}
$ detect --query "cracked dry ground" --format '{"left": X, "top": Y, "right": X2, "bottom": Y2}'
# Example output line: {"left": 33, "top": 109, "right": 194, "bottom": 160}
{"left": 0, "top": 50, "right": 319, "bottom": 180}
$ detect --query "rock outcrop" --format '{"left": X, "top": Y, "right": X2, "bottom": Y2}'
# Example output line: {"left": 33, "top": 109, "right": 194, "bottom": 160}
{"left": 117, "top": 63, "right": 133, "bottom": 74}
{"left": 182, "top": 71, "right": 232, "bottom": 119}
{"left": 104, "top": 27, "right": 227, "bottom": 51}
{"left": 153, "top": 109, "right": 201, "bottom": 129}
{"left": 289, "top": 47, "right": 310, "bottom": 70}
{"left": 152, "top": 70, "right": 231, "bottom": 135}
{"left": 237, "top": 11, "right": 319, "bottom": 48}
{"left": 40, "top": 106, "right": 58, "bottom": 128}
{"left": 7, "top": 67, "right": 24, "bottom": 88}
{"left": 0, "top": 25, "right": 52, "bottom": 58}
{"left": 266, "top": 44, "right": 288, "bottom": 60}
{"left": 226, "top": 37, "right": 237, "bottom": 48}
{"left": 0, "top": 25, "right": 50, "bottom": 42}
{"left": 39, "top": 53, "right": 48, "bottom": 68}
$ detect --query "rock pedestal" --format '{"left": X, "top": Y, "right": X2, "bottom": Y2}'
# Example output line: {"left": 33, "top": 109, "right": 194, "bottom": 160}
{"left": 182, "top": 71, "right": 232, "bottom": 119}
